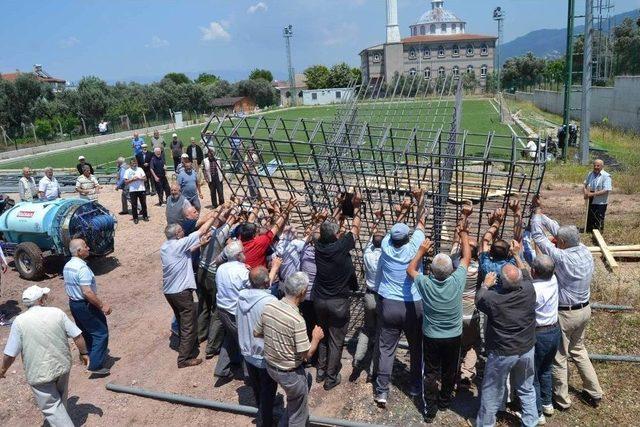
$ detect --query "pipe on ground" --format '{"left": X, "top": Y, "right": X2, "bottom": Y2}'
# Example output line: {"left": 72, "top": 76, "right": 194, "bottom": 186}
{"left": 590, "top": 354, "right": 640, "bottom": 363}
{"left": 591, "top": 303, "right": 635, "bottom": 311}
{"left": 106, "top": 383, "right": 385, "bottom": 427}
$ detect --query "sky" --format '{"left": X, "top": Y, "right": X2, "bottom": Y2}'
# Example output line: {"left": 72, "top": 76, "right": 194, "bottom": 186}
{"left": 1, "top": 0, "right": 638, "bottom": 83}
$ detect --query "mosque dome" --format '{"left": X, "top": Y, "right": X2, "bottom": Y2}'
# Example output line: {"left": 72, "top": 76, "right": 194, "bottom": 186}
{"left": 410, "top": 0, "right": 467, "bottom": 36}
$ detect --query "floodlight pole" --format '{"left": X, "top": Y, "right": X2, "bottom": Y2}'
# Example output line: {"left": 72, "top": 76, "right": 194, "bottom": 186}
{"left": 283, "top": 25, "right": 296, "bottom": 107}
{"left": 580, "top": 0, "right": 593, "bottom": 165}
{"left": 562, "top": 0, "right": 576, "bottom": 160}
{"left": 493, "top": 7, "right": 504, "bottom": 122}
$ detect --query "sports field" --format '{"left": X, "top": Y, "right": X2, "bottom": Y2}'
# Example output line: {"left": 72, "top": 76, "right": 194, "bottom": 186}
{"left": 0, "top": 99, "right": 516, "bottom": 170}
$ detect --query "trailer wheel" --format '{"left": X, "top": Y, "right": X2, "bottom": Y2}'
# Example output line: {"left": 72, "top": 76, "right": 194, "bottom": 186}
{"left": 14, "top": 242, "right": 45, "bottom": 280}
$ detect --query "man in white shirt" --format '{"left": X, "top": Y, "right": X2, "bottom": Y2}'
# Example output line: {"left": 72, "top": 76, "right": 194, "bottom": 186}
{"left": 524, "top": 139, "right": 538, "bottom": 160}
{"left": 214, "top": 240, "right": 250, "bottom": 379}
{"left": 38, "top": 167, "right": 61, "bottom": 201}
{"left": 583, "top": 159, "right": 612, "bottom": 232}
{"left": 98, "top": 120, "right": 108, "bottom": 135}
{"left": 1, "top": 285, "right": 89, "bottom": 426}
{"left": 161, "top": 215, "right": 216, "bottom": 368}
{"left": 124, "top": 158, "right": 148, "bottom": 224}
{"left": 18, "top": 167, "right": 38, "bottom": 202}
{"left": 75, "top": 165, "right": 101, "bottom": 201}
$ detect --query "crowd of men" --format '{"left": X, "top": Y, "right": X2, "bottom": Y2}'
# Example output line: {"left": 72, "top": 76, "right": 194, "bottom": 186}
{"left": 3, "top": 126, "right": 614, "bottom": 427}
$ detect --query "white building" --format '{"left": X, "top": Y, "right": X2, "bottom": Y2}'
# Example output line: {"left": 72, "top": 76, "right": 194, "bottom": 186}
{"left": 302, "top": 88, "right": 355, "bottom": 106}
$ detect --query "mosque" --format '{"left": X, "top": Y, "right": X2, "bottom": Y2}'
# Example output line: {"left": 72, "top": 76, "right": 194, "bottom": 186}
{"left": 360, "top": 0, "right": 497, "bottom": 89}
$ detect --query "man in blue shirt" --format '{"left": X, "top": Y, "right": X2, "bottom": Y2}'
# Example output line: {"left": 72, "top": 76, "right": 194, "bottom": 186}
{"left": 373, "top": 190, "right": 426, "bottom": 406}
{"left": 177, "top": 160, "right": 203, "bottom": 211}
{"left": 131, "top": 132, "right": 144, "bottom": 157}
{"left": 583, "top": 159, "right": 612, "bottom": 232}
{"left": 478, "top": 208, "right": 516, "bottom": 286}
{"left": 115, "top": 157, "right": 130, "bottom": 215}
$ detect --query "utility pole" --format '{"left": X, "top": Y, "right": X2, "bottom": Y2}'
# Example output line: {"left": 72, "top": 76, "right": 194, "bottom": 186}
{"left": 562, "top": 0, "right": 576, "bottom": 160}
{"left": 493, "top": 7, "right": 504, "bottom": 122}
{"left": 580, "top": 0, "right": 593, "bottom": 165}
{"left": 283, "top": 25, "right": 296, "bottom": 107}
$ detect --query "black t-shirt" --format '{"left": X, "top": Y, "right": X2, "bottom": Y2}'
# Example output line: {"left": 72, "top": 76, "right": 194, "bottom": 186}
{"left": 476, "top": 269, "right": 537, "bottom": 356}
{"left": 312, "top": 232, "right": 357, "bottom": 299}
{"left": 150, "top": 155, "right": 166, "bottom": 178}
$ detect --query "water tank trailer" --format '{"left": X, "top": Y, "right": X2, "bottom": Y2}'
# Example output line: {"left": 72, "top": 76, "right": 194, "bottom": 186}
{"left": 0, "top": 198, "right": 116, "bottom": 280}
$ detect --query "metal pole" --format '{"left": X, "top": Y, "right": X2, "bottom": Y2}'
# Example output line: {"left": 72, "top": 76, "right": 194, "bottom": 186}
{"left": 580, "top": 0, "right": 593, "bottom": 165}
{"left": 283, "top": 25, "right": 296, "bottom": 107}
{"left": 562, "top": 0, "right": 576, "bottom": 160}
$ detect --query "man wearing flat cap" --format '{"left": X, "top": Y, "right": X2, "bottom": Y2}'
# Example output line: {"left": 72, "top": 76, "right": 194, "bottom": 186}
{"left": 76, "top": 156, "right": 94, "bottom": 176}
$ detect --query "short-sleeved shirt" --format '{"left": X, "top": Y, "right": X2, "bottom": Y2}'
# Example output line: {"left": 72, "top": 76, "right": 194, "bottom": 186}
{"left": 63, "top": 257, "right": 97, "bottom": 301}
{"left": 177, "top": 169, "right": 198, "bottom": 200}
{"left": 255, "top": 299, "right": 311, "bottom": 370}
{"left": 243, "top": 230, "right": 275, "bottom": 269}
{"left": 161, "top": 231, "right": 201, "bottom": 294}
{"left": 4, "top": 306, "right": 81, "bottom": 385}
{"left": 170, "top": 140, "right": 183, "bottom": 156}
{"left": 299, "top": 244, "right": 316, "bottom": 300}
{"left": 584, "top": 170, "right": 612, "bottom": 205}
{"left": 276, "top": 237, "right": 305, "bottom": 282}
{"left": 38, "top": 176, "right": 60, "bottom": 201}
{"left": 313, "top": 232, "right": 357, "bottom": 299}
{"left": 150, "top": 155, "right": 167, "bottom": 178}
{"left": 132, "top": 137, "right": 144, "bottom": 156}
{"left": 151, "top": 136, "right": 165, "bottom": 150}
{"left": 533, "top": 276, "right": 559, "bottom": 327}
{"left": 363, "top": 240, "right": 382, "bottom": 291}
{"left": 375, "top": 229, "right": 425, "bottom": 301}
{"left": 75, "top": 174, "right": 99, "bottom": 200}
{"left": 414, "top": 265, "right": 467, "bottom": 339}
{"left": 166, "top": 195, "right": 191, "bottom": 225}
{"left": 478, "top": 252, "right": 516, "bottom": 286}
{"left": 125, "top": 167, "right": 146, "bottom": 192}
{"left": 215, "top": 260, "right": 250, "bottom": 313}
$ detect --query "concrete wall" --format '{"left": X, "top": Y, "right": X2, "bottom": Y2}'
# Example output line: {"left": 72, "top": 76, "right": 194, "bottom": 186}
{"left": 514, "top": 91, "right": 533, "bottom": 103}
{"left": 302, "top": 88, "right": 355, "bottom": 106}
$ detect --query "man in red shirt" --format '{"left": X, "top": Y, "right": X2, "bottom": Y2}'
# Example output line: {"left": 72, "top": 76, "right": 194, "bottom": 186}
{"left": 241, "top": 199, "right": 297, "bottom": 268}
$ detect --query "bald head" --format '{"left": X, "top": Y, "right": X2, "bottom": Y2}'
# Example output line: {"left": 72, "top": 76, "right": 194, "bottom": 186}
{"left": 249, "top": 266, "right": 270, "bottom": 289}
{"left": 500, "top": 264, "right": 523, "bottom": 290}
{"left": 69, "top": 238, "right": 89, "bottom": 259}
{"left": 531, "top": 254, "right": 555, "bottom": 281}
{"left": 593, "top": 159, "right": 604, "bottom": 174}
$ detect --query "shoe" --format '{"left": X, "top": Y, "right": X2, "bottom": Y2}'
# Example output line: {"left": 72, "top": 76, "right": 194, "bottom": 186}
{"left": 178, "top": 358, "right": 203, "bottom": 368}
{"left": 542, "top": 404, "right": 554, "bottom": 416}
{"left": 537, "top": 414, "right": 547, "bottom": 425}
{"left": 205, "top": 352, "right": 219, "bottom": 360}
{"left": 348, "top": 367, "right": 362, "bottom": 383}
{"left": 374, "top": 392, "right": 387, "bottom": 408}
{"left": 118, "top": 211, "right": 129, "bottom": 215}
{"left": 580, "top": 390, "right": 601, "bottom": 408}
{"left": 459, "top": 377, "right": 473, "bottom": 388}
{"left": 408, "top": 381, "right": 422, "bottom": 397}
{"left": 133, "top": 219, "right": 139, "bottom": 224}
{"left": 316, "top": 369, "right": 326, "bottom": 383}
{"left": 142, "top": 217, "right": 149, "bottom": 222}
{"left": 88, "top": 367, "right": 110, "bottom": 376}
{"left": 323, "top": 373, "right": 341, "bottom": 391}
{"left": 423, "top": 407, "right": 438, "bottom": 423}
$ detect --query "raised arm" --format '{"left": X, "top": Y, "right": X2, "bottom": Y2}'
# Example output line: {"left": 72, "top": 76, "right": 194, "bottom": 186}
{"left": 413, "top": 189, "right": 427, "bottom": 231}
{"left": 268, "top": 256, "right": 283, "bottom": 285}
{"left": 407, "top": 239, "right": 433, "bottom": 280}
{"left": 270, "top": 198, "right": 298, "bottom": 236}
{"left": 350, "top": 192, "right": 363, "bottom": 238}
{"left": 481, "top": 208, "right": 505, "bottom": 253}
{"left": 510, "top": 240, "right": 526, "bottom": 269}
{"left": 458, "top": 217, "right": 471, "bottom": 268}
{"left": 509, "top": 198, "right": 523, "bottom": 243}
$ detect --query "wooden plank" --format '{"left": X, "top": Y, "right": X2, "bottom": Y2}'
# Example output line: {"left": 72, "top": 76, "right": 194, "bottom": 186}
{"left": 593, "top": 229, "right": 619, "bottom": 268}
{"left": 588, "top": 245, "right": 640, "bottom": 253}
{"left": 611, "top": 251, "right": 640, "bottom": 258}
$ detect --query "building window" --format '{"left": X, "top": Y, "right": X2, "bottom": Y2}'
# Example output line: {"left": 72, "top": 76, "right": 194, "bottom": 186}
{"left": 311, "top": 92, "right": 317, "bottom": 100}
{"left": 298, "top": 91, "right": 303, "bottom": 98}
{"left": 453, "top": 66, "right": 460, "bottom": 79}
{"left": 438, "top": 66, "right": 446, "bottom": 78}
{"left": 481, "top": 44, "right": 488, "bottom": 55}
{"left": 409, "top": 49, "right": 417, "bottom": 60}
{"left": 480, "top": 65, "right": 488, "bottom": 78}
{"left": 335, "top": 91, "right": 341, "bottom": 99}
{"left": 420, "top": 25, "right": 426, "bottom": 35}
{"left": 423, "top": 47, "right": 430, "bottom": 58}
{"left": 437, "top": 45, "right": 445, "bottom": 57}
{"left": 452, "top": 44, "right": 460, "bottom": 56}
{"left": 409, "top": 68, "right": 417, "bottom": 76}
{"left": 412, "top": 27, "right": 417, "bottom": 36}
{"left": 441, "top": 23, "right": 447, "bottom": 33}
{"left": 430, "top": 24, "right": 436, "bottom": 34}
{"left": 466, "top": 45, "right": 474, "bottom": 56}
{"left": 467, "top": 65, "right": 474, "bottom": 74}
{"left": 373, "top": 53, "right": 381, "bottom": 63}
{"left": 285, "top": 91, "right": 291, "bottom": 98}
{"left": 424, "top": 68, "right": 431, "bottom": 79}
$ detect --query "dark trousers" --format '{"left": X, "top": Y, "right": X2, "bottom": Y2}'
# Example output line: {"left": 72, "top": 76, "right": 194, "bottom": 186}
{"left": 129, "top": 191, "right": 148, "bottom": 220}
{"left": 586, "top": 201, "right": 607, "bottom": 232}
{"left": 154, "top": 176, "right": 171, "bottom": 204}
{"left": 313, "top": 297, "right": 350, "bottom": 387}
{"left": 246, "top": 362, "right": 278, "bottom": 427}
{"left": 376, "top": 298, "right": 423, "bottom": 395}
{"left": 266, "top": 364, "right": 311, "bottom": 427}
{"left": 208, "top": 179, "right": 224, "bottom": 208}
{"left": 195, "top": 267, "right": 224, "bottom": 356}
{"left": 299, "top": 300, "right": 317, "bottom": 341}
{"left": 144, "top": 170, "right": 155, "bottom": 195}
{"left": 172, "top": 155, "right": 181, "bottom": 171}
{"left": 215, "top": 310, "right": 245, "bottom": 378}
{"left": 422, "top": 335, "right": 462, "bottom": 411}
{"left": 69, "top": 300, "right": 109, "bottom": 371}
{"left": 534, "top": 325, "right": 561, "bottom": 414}
{"left": 164, "top": 290, "right": 199, "bottom": 366}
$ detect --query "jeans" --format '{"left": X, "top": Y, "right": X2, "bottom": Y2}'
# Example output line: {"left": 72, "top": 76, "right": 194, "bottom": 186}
{"left": 164, "top": 289, "right": 199, "bottom": 366}
{"left": 215, "top": 310, "right": 245, "bottom": 378}
{"left": 129, "top": 191, "right": 148, "bottom": 220}
{"left": 422, "top": 335, "right": 461, "bottom": 411}
{"left": 246, "top": 361, "right": 278, "bottom": 427}
{"left": 375, "top": 298, "right": 423, "bottom": 395}
{"left": 154, "top": 176, "right": 171, "bottom": 204}
{"left": 69, "top": 300, "right": 109, "bottom": 371}
{"left": 314, "top": 297, "right": 350, "bottom": 387}
{"left": 266, "top": 364, "right": 310, "bottom": 427}
{"left": 534, "top": 325, "right": 561, "bottom": 414}
{"left": 353, "top": 291, "right": 379, "bottom": 374}
{"left": 196, "top": 267, "right": 224, "bottom": 356}
{"left": 476, "top": 347, "right": 537, "bottom": 427}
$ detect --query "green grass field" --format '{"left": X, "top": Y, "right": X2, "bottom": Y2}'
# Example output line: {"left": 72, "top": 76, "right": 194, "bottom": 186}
{"left": 0, "top": 99, "right": 516, "bottom": 170}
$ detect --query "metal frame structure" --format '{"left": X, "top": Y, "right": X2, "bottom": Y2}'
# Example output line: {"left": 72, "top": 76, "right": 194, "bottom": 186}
{"left": 200, "top": 75, "right": 546, "bottom": 332}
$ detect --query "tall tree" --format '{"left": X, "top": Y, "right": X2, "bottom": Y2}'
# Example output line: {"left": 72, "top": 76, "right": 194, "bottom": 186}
{"left": 304, "top": 65, "right": 331, "bottom": 90}
{"left": 196, "top": 73, "right": 219, "bottom": 85}
{"left": 235, "top": 78, "right": 276, "bottom": 108}
{"left": 328, "top": 63, "right": 353, "bottom": 88}
{"left": 613, "top": 17, "right": 640, "bottom": 76}
{"left": 162, "top": 72, "right": 191, "bottom": 85}
{"left": 249, "top": 69, "right": 273, "bottom": 82}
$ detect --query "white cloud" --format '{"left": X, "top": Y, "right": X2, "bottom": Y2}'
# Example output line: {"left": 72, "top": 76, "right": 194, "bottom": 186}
{"left": 247, "top": 2, "right": 268, "bottom": 14}
{"left": 322, "top": 22, "right": 359, "bottom": 46}
{"left": 200, "top": 21, "right": 231, "bottom": 41}
{"left": 59, "top": 36, "right": 79, "bottom": 48}
{"left": 145, "top": 36, "right": 169, "bottom": 48}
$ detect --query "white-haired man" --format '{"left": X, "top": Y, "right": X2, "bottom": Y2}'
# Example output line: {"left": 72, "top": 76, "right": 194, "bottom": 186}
{"left": 407, "top": 214, "right": 471, "bottom": 423}
{"left": 150, "top": 146, "right": 171, "bottom": 206}
{"left": 18, "top": 167, "right": 38, "bottom": 202}
{"left": 115, "top": 157, "right": 131, "bottom": 215}
{"left": 583, "top": 158, "right": 612, "bottom": 232}
{"left": 1, "top": 285, "right": 89, "bottom": 426}
{"left": 255, "top": 272, "right": 325, "bottom": 427}
{"left": 530, "top": 196, "right": 602, "bottom": 409}
{"left": 38, "top": 167, "right": 61, "bottom": 201}
{"left": 161, "top": 214, "right": 216, "bottom": 368}
{"left": 64, "top": 238, "right": 112, "bottom": 376}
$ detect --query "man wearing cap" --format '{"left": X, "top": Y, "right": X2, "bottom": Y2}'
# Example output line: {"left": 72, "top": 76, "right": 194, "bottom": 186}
{"left": 175, "top": 153, "right": 189, "bottom": 176}
{"left": 76, "top": 156, "right": 94, "bottom": 176}
{"left": 186, "top": 137, "right": 204, "bottom": 167}
{"left": 136, "top": 143, "right": 155, "bottom": 196}
{"left": 64, "top": 238, "right": 112, "bottom": 376}
{"left": 131, "top": 132, "right": 145, "bottom": 157}
{"left": 1, "top": 285, "right": 89, "bottom": 426}
{"left": 75, "top": 165, "right": 101, "bottom": 201}
{"left": 150, "top": 147, "right": 171, "bottom": 206}
{"left": 170, "top": 133, "right": 183, "bottom": 171}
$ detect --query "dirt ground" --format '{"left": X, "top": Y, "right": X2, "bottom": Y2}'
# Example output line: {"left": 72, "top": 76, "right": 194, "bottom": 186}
{"left": 0, "top": 182, "right": 638, "bottom": 426}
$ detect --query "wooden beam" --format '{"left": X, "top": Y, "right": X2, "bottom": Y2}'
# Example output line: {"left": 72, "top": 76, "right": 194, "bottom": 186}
{"left": 593, "top": 229, "right": 619, "bottom": 268}
{"left": 588, "top": 245, "right": 640, "bottom": 253}
{"left": 610, "top": 251, "right": 640, "bottom": 258}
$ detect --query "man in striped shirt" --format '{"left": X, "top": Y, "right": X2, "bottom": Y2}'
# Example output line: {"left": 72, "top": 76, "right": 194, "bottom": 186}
{"left": 254, "top": 272, "right": 324, "bottom": 427}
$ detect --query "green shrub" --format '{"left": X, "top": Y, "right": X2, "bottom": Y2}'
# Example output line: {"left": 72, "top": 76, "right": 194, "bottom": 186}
{"left": 34, "top": 118, "right": 55, "bottom": 140}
